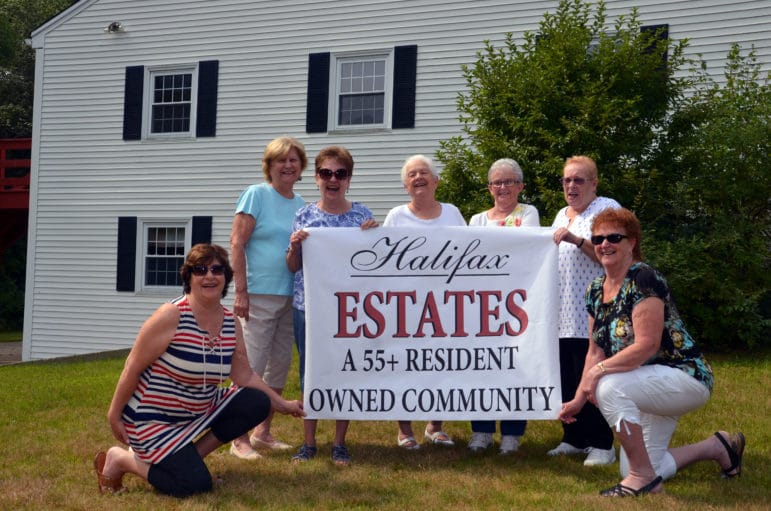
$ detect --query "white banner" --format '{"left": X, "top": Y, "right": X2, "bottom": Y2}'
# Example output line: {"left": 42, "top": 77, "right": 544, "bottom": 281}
{"left": 302, "top": 226, "right": 560, "bottom": 420}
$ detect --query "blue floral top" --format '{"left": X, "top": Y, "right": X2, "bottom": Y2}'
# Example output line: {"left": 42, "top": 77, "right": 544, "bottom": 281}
{"left": 586, "top": 262, "right": 713, "bottom": 392}
{"left": 291, "top": 201, "right": 374, "bottom": 311}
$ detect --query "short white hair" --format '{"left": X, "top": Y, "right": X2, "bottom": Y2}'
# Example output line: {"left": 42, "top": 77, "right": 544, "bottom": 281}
{"left": 488, "top": 158, "right": 523, "bottom": 182}
{"left": 400, "top": 154, "right": 438, "bottom": 183}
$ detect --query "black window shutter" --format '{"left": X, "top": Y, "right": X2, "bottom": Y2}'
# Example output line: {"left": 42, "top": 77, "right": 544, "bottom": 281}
{"left": 196, "top": 60, "right": 219, "bottom": 138}
{"left": 122, "top": 66, "right": 144, "bottom": 140}
{"left": 641, "top": 24, "right": 669, "bottom": 68}
{"left": 306, "top": 52, "right": 330, "bottom": 133}
{"left": 116, "top": 217, "right": 137, "bottom": 291}
{"left": 392, "top": 45, "right": 418, "bottom": 129}
{"left": 191, "top": 216, "right": 213, "bottom": 246}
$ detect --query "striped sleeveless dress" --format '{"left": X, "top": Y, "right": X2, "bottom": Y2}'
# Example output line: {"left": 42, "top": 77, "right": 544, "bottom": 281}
{"left": 122, "top": 295, "right": 242, "bottom": 464}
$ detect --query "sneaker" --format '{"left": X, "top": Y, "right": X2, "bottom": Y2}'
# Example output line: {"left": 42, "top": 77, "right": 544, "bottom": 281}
{"left": 547, "top": 442, "right": 587, "bottom": 456}
{"left": 499, "top": 435, "right": 520, "bottom": 455}
{"left": 331, "top": 444, "right": 352, "bottom": 466}
{"left": 467, "top": 432, "right": 493, "bottom": 452}
{"left": 584, "top": 447, "right": 616, "bottom": 466}
{"left": 291, "top": 443, "right": 317, "bottom": 463}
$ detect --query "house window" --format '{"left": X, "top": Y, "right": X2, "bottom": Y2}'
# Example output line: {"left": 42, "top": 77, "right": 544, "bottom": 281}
{"left": 149, "top": 70, "right": 193, "bottom": 134}
{"left": 116, "top": 216, "right": 212, "bottom": 292}
{"left": 306, "top": 45, "right": 417, "bottom": 133}
{"left": 142, "top": 224, "right": 188, "bottom": 288}
{"left": 123, "top": 61, "right": 219, "bottom": 140}
{"left": 337, "top": 57, "right": 387, "bottom": 127}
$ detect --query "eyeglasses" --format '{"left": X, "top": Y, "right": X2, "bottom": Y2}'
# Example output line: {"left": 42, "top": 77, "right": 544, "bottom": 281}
{"left": 590, "top": 233, "right": 628, "bottom": 245}
{"left": 561, "top": 177, "right": 588, "bottom": 186}
{"left": 489, "top": 179, "right": 521, "bottom": 188}
{"left": 191, "top": 264, "right": 225, "bottom": 276}
{"left": 317, "top": 168, "right": 349, "bottom": 180}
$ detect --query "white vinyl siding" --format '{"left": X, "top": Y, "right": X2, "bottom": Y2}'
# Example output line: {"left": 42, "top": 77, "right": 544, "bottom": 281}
{"left": 24, "top": 0, "right": 770, "bottom": 360}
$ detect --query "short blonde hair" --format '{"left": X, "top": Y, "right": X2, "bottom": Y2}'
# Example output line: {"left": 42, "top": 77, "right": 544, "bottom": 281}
{"left": 261, "top": 137, "right": 307, "bottom": 182}
{"left": 564, "top": 155, "right": 598, "bottom": 180}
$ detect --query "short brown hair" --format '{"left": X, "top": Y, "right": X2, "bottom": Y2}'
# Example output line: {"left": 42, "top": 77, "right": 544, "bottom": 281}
{"left": 180, "top": 244, "right": 234, "bottom": 297}
{"left": 261, "top": 137, "right": 307, "bottom": 182}
{"left": 315, "top": 146, "right": 354, "bottom": 176}
{"left": 591, "top": 207, "right": 643, "bottom": 261}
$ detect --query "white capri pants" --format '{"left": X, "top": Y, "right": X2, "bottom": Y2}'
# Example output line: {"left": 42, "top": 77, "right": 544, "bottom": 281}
{"left": 241, "top": 294, "right": 295, "bottom": 389}
{"left": 595, "top": 364, "right": 710, "bottom": 480}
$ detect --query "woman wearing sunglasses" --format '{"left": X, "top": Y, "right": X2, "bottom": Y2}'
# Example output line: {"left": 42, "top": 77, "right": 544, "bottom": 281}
{"left": 383, "top": 154, "right": 465, "bottom": 450}
{"left": 549, "top": 155, "right": 619, "bottom": 466}
{"left": 286, "top": 146, "right": 378, "bottom": 466}
{"left": 94, "top": 244, "right": 305, "bottom": 497}
{"left": 559, "top": 208, "right": 744, "bottom": 496}
{"left": 229, "top": 137, "right": 307, "bottom": 459}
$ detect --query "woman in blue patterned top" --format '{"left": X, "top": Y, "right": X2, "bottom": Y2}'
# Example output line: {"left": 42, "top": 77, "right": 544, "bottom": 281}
{"left": 286, "top": 146, "right": 378, "bottom": 466}
{"left": 558, "top": 208, "right": 745, "bottom": 497}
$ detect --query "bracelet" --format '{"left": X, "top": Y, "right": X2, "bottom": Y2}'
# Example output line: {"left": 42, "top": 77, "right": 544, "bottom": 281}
{"left": 597, "top": 362, "right": 606, "bottom": 374}
{"left": 577, "top": 238, "right": 585, "bottom": 248}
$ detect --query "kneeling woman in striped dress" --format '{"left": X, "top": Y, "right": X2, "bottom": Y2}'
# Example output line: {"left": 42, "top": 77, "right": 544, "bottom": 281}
{"left": 94, "top": 243, "right": 305, "bottom": 497}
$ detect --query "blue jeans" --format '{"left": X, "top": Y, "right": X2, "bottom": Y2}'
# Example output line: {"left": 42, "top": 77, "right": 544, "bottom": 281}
{"left": 293, "top": 308, "right": 306, "bottom": 392}
{"left": 470, "top": 420, "right": 527, "bottom": 436}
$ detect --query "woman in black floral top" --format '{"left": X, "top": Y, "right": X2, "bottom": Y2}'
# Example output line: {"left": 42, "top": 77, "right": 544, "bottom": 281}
{"left": 558, "top": 208, "right": 745, "bottom": 497}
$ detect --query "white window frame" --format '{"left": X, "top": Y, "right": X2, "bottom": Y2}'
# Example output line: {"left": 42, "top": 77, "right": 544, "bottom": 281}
{"left": 143, "top": 64, "right": 198, "bottom": 139}
{"left": 328, "top": 49, "right": 394, "bottom": 131}
{"left": 137, "top": 218, "right": 192, "bottom": 293}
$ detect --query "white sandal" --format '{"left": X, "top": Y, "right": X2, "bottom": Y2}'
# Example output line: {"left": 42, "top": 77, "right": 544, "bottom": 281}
{"left": 424, "top": 429, "right": 455, "bottom": 446}
{"left": 397, "top": 435, "right": 420, "bottom": 450}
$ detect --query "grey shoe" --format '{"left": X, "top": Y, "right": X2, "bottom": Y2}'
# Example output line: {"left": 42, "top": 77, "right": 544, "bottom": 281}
{"left": 547, "top": 442, "right": 587, "bottom": 456}
{"left": 499, "top": 435, "right": 520, "bottom": 455}
{"left": 467, "top": 432, "right": 493, "bottom": 452}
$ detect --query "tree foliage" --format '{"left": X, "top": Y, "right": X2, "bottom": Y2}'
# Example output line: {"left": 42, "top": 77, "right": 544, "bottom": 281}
{"left": 436, "top": 0, "right": 688, "bottom": 221}
{"left": 645, "top": 45, "right": 770, "bottom": 351}
{"left": 436, "top": 0, "right": 769, "bottom": 351}
{"left": 0, "top": 0, "right": 76, "bottom": 137}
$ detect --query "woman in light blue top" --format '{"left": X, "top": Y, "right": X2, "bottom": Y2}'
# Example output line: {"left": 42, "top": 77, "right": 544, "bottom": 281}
{"left": 229, "top": 137, "right": 307, "bottom": 459}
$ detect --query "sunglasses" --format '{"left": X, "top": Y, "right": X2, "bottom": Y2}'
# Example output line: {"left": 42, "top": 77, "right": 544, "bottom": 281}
{"left": 489, "top": 179, "right": 521, "bottom": 188}
{"left": 317, "top": 168, "right": 349, "bottom": 180}
{"left": 191, "top": 264, "right": 225, "bottom": 276}
{"left": 590, "top": 233, "right": 628, "bottom": 245}
{"left": 560, "top": 177, "right": 587, "bottom": 185}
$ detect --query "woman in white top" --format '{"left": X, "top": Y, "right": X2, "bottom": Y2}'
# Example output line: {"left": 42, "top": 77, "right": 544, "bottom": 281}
{"left": 383, "top": 154, "right": 465, "bottom": 449}
{"left": 549, "top": 155, "right": 620, "bottom": 466}
{"left": 467, "top": 158, "right": 538, "bottom": 455}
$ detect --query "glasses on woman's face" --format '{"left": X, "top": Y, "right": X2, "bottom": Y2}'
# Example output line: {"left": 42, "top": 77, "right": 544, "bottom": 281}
{"left": 191, "top": 264, "right": 225, "bottom": 276}
{"left": 590, "top": 233, "right": 628, "bottom": 245}
{"left": 317, "top": 168, "right": 349, "bottom": 180}
{"left": 489, "top": 179, "right": 521, "bottom": 188}
{"left": 561, "top": 177, "right": 587, "bottom": 186}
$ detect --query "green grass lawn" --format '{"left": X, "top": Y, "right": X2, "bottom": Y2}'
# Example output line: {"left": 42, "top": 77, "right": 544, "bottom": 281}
{"left": 0, "top": 331, "right": 22, "bottom": 342}
{"left": 0, "top": 350, "right": 768, "bottom": 510}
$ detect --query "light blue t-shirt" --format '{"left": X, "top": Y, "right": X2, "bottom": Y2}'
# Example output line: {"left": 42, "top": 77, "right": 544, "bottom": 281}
{"left": 235, "top": 183, "right": 305, "bottom": 296}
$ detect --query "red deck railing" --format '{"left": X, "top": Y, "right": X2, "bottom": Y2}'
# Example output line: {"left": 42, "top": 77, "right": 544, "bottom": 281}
{"left": 0, "top": 138, "right": 31, "bottom": 210}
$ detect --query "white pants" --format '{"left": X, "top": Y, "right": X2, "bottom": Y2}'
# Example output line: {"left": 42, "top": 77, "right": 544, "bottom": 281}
{"left": 595, "top": 364, "right": 710, "bottom": 480}
{"left": 241, "top": 294, "right": 294, "bottom": 389}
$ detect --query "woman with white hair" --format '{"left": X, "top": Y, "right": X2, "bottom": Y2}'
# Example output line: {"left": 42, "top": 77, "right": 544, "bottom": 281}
{"left": 383, "top": 154, "right": 465, "bottom": 449}
{"left": 467, "top": 158, "right": 539, "bottom": 454}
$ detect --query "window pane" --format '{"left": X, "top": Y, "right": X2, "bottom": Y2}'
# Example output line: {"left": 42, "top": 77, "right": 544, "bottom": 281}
{"left": 151, "top": 71, "right": 193, "bottom": 134}
{"left": 145, "top": 227, "right": 185, "bottom": 286}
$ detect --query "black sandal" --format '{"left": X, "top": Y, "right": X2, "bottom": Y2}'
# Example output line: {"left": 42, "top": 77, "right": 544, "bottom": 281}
{"left": 599, "top": 475, "right": 662, "bottom": 497}
{"left": 714, "top": 431, "right": 745, "bottom": 478}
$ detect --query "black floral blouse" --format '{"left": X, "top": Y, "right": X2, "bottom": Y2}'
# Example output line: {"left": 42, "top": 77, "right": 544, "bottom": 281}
{"left": 586, "top": 262, "right": 713, "bottom": 392}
